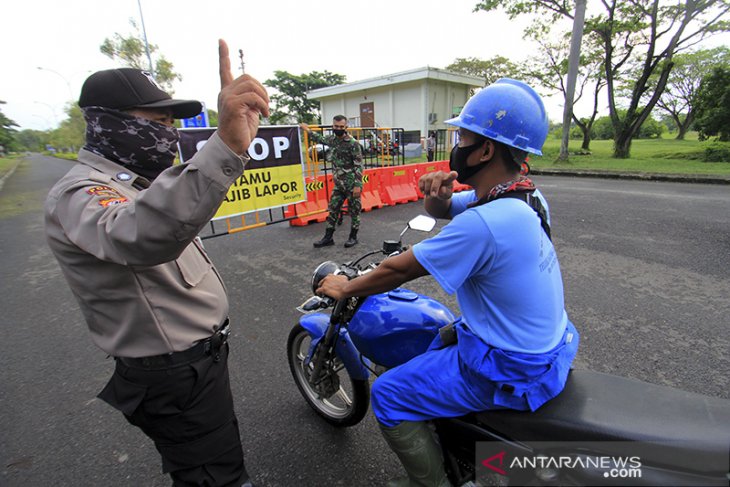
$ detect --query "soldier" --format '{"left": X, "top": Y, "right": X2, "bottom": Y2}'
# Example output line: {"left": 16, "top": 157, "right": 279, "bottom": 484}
{"left": 300, "top": 115, "right": 363, "bottom": 248}
{"left": 44, "top": 40, "right": 269, "bottom": 486}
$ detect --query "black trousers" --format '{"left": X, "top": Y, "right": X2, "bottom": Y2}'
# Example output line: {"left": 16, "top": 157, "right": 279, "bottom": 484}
{"left": 98, "top": 343, "right": 249, "bottom": 486}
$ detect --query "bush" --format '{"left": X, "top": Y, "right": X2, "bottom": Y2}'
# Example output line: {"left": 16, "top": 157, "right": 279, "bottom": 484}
{"left": 704, "top": 143, "right": 730, "bottom": 162}
{"left": 637, "top": 117, "right": 665, "bottom": 139}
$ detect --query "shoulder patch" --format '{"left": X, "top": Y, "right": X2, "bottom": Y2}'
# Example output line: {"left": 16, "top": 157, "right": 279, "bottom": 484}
{"left": 86, "top": 185, "right": 128, "bottom": 206}
{"left": 99, "top": 197, "right": 128, "bottom": 207}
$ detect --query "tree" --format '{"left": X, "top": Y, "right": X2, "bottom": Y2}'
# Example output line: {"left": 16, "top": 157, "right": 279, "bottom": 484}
{"left": 655, "top": 47, "right": 730, "bottom": 139}
{"left": 474, "top": 0, "right": 730, "bottom": 158}
{"left": 592, "top": 115, "right": 615, "bottom": 140}
{"left": 206, "top": 108, "right": 219, "bottom": 127}
{"left": 264, "top": 71, "right": 346, "bottom": 125}
{"left": 694, "top": 65, "right": 730, "bottom": 141}
{"left": 14, "top": 130, "right": 46, "bottom": 152}
{"left": 48, "top": 103, "right": 86, "bottom": 153}
{"left": 445, "top": 56, "right": 523, "bottom": 85}
{"left": 636, "top": 115, "right": 665, "bottom": 139}
{"left": 100, "top": 19, "right": 182, "bottom": 93}
{"left": 0, "top": 101, "right": 19, "bottom": 151}
{"left": 525, "top": 35, "right": 607, "bottom": 151}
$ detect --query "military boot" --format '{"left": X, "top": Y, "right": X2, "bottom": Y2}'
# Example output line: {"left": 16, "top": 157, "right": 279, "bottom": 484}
{"left": 313, "top": 227, "right": 335, "bottom": 248}
{"left": 379, "top": 421, "right": 451, "bottom": 487}
{"left": 344, "top": 229, "right": 358, "bottom": 248}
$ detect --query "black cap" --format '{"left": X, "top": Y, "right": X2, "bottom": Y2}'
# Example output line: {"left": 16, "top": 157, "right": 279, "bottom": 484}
{"left": 79, "top": 68, "right": 202, "bottom": 119}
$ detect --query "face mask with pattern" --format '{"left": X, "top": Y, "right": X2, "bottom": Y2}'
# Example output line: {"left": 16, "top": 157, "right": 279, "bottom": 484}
{"left": 82, "top": 106, "right": 180, "bottom": 181}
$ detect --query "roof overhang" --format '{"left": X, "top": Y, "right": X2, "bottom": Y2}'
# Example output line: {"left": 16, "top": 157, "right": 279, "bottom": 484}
{"left": 307, "top": 66, "right": 484, "bottom": 99}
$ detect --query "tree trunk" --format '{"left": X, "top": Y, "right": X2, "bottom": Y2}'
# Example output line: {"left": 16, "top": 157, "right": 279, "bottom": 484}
{"left": 676, "top": 126, "right": 687, "bottom": 140}
{"left": 581, "top": 129, "right": 591, "bottom": 151}
{"left": 613, "top": 132, "right": 633, "bottom": 159}
{"left": 676, "top": 111, "right": 694, "bottom": 141}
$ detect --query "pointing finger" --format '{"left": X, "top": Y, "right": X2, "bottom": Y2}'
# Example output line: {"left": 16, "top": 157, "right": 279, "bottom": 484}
{"left": 219, "top": 39, "right": 233, "bottom": 88}
{"left": 444, "top": 171, "right": 458, "bottom": 183}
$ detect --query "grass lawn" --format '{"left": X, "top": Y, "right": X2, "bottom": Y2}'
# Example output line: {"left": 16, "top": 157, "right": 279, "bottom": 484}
{"left": 0, "top": 156, "right": 22, "bottom": 180}
{"left": 402, "top": 132, "right": 730, "bottom": 177}
{"left": 531, "top": 133, "right": 730, "bottom": 176}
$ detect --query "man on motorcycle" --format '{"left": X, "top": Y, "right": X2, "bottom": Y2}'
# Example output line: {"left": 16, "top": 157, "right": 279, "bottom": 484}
{"left": 317, "top": 79, "right": 579, "bottom": 487}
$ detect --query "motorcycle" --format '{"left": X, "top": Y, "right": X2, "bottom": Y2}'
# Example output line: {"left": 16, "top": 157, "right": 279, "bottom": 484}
{"left": 287, "top": 216, "right": 730, "bottom": 486}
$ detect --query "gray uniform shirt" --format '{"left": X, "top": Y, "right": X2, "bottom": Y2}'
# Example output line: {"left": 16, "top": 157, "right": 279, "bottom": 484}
{"left": 45, "top": 133, "right": 243, "bottom": 358}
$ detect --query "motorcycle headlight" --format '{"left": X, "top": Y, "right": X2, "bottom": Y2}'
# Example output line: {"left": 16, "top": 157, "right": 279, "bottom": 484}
{"left": 311, "top": 261, "right": 340, "bottom": 294}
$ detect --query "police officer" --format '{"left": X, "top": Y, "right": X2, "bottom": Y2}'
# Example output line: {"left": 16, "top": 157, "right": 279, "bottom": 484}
{"left": 44, "top": 40, "right": 269, "bottom": 486}
{"left": 300, "top": 116, "right": 364, "bottom": 248}
{"left": 317, "top": 79, "right": 579, "bottom": 486}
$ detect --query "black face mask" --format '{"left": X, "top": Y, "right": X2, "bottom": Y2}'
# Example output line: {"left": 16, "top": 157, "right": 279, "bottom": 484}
{"left": 449, "top": 140, "right": 488, "bottom": 184}
{"left": 333, "top": 129, "right": 346, "bottom": 137}
{"left": 82, "top": 106, "right": 180, "bottom": 181}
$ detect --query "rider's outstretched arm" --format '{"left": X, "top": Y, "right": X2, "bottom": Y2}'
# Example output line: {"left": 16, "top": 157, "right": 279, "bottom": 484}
{"left": 317, "top": 249, "right": 429, "bottom": 300}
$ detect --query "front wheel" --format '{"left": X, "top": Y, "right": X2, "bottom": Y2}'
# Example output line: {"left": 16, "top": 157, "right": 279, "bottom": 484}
{"left": 287, "top": 324, "right": 370, "bottom": 427}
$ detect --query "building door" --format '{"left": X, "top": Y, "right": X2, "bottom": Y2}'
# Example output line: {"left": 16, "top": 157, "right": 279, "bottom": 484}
{"left": 360, "top": 102, "right": 375, "bottom": 127}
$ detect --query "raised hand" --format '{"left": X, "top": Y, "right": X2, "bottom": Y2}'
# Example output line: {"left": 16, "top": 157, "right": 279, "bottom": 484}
{"left": 419, "top": 170, "right": 458, "bottom": 200}
{"left": 217, "top": 39, "right": 270, "bottom": 156}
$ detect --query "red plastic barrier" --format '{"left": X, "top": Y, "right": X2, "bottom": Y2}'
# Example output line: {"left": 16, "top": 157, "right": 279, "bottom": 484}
{"left": 452, "top": 180, "right": 472, "bottom": 193}
{"left": 285, "top": 175, "right": 329, "bottom": 226}
{"left": 379, "top": 166, "right": 419, "bottom": 206}
{"left": 360, "top": 169, "right": 384, "bottom": 211}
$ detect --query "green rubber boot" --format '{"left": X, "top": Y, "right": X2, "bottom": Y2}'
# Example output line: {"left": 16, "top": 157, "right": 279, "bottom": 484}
{"left": 379, "top": 421, "right": 451, "bottom": 487}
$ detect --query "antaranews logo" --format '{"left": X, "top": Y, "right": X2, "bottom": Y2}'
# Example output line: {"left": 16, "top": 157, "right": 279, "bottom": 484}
{"left": 481, "top": 451, "right": 507, "bottom": 476}
{"left": 477, "top": 446, "right": 643, "bottom": 483}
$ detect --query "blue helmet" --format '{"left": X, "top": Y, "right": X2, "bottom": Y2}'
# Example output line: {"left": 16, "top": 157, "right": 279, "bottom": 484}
{"left": 445, "top": 78, "right": 548, "bottom": 156}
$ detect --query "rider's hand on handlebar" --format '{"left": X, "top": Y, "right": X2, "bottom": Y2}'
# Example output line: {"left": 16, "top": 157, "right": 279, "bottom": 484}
{"left": 418, "top": 170, "right": 458, "bottom": 200}
{"left": 316, "top": 274, "right": 349, "bottom": 301}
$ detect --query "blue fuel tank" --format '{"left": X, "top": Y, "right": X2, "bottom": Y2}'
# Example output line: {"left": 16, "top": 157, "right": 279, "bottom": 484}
{"left": 347, "top": 288, "right": 456, "bottom": 369}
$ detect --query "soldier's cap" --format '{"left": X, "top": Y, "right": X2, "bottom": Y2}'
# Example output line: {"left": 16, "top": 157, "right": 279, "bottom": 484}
{"left": 79, "top": 68, "right": 202, "bottom": 119}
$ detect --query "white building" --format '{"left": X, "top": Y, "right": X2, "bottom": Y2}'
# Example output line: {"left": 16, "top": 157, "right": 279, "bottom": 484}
{"left": 306, "top": 67, "right": 484, "bottom": 143}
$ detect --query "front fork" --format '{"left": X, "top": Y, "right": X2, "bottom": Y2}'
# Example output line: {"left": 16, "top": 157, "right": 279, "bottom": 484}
{"left": 299, "top": 312, "right": 370, "bottom": 382}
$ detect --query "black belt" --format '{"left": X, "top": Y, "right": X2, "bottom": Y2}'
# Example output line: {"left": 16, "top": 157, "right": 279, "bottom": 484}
{"left": 117, "top": 319, "right": 230, "bottom": 370}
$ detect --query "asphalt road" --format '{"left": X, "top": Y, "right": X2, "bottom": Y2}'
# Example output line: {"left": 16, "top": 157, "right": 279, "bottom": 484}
{"left": 1, "top": 155, "right": 728, "bottom": 486}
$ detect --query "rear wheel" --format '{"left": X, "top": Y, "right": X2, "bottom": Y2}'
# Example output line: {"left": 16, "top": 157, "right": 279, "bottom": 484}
{"left": 287, "top": 324, "right": 370, "bottom": 427}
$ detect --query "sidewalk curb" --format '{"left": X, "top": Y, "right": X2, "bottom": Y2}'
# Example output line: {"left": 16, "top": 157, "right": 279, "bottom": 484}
{"left": 530, "top": 168, "right": 730, "bottom": 185}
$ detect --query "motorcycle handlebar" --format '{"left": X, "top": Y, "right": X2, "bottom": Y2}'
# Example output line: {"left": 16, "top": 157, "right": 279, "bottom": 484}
{"left": 311, "top": 243, "right": 406, "bottom": 306}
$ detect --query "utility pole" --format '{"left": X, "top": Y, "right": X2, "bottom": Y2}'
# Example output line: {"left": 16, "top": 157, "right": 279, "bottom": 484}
{"left": 558, "top": 0, "right": 587, "bottom": 162}
{"left": 137, "top": 0, "right": 155, "bottom": 75}
{"left": 238, "top": 49, "right": 245, "bottom": 74}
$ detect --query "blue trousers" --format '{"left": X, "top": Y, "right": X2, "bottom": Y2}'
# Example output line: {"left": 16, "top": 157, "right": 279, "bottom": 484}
{"left": 371, "top": 321, "right": 579, "bottom": 427}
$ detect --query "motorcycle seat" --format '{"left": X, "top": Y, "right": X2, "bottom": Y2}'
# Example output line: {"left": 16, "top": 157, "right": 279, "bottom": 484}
{"left": 472, "top": 369, "right": 730, "bottom": 473}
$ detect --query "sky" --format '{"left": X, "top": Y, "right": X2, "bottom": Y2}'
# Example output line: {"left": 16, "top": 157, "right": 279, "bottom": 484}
{"left": 3, "top": 0, "right": 728, "bottom": 132}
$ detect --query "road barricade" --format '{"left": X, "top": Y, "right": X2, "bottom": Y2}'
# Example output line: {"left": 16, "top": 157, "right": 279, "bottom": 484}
{"left": 453, "top": 180, "right": 472, "bottom": 193}
{"left": 360, "top": 169, "right": 384, "bottom": 212}
{"left": 379, "top": 167, "right": 419, "bottom": 206}
{"left": 284, "top": 175, "right": 329, "bottom": 226}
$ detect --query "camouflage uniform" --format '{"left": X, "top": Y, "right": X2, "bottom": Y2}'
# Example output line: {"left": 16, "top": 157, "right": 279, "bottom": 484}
{"left": 310, "top": 131, "right": 364, "bottom": 231}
